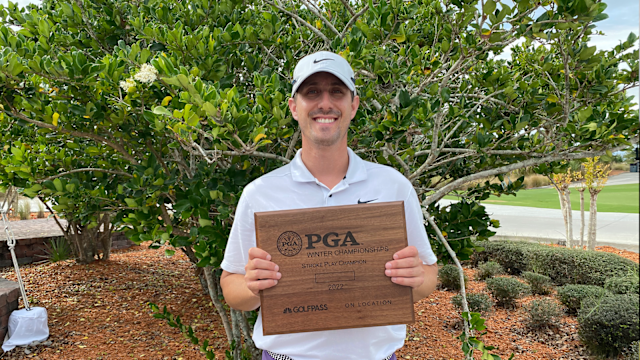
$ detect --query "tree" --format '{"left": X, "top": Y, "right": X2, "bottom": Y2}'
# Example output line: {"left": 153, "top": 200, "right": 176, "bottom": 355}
{"left": 1, "top": 0, "right": 638, "bottom": 358}
{"left": 550, "top": 169, "right": 574, "bottom": 247}
{"left": 575, "top": 177, "right": 587, "bottom": 249}
{"left": 583, "top": 156, "right": 611, "bottom": 251}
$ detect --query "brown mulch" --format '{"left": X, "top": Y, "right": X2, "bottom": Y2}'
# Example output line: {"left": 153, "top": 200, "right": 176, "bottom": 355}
{"left": 1, "top": 245, "right": 638, "bottom": 359}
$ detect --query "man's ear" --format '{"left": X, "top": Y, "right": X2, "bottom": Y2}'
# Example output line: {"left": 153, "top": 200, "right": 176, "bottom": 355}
{"left": 288, "top": 97, "right": 299, "bottom": 122}
{"left": 350, "top": 95, "right": 360, "bottom": 120}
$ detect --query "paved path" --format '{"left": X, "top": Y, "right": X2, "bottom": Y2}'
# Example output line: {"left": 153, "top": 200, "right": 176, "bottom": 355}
{"left": 0, "top": 218, "right": 65, "bottom": 241}
{"left": 437, "top": 199, "right": 639, "bottom": 253}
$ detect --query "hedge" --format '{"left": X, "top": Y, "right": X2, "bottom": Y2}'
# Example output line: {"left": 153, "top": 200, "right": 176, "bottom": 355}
{"left": 473, "top": 240, "right": 639, "bottom": 286}
{"left": 578, "top": 294, "right": 640, "bottom": 358}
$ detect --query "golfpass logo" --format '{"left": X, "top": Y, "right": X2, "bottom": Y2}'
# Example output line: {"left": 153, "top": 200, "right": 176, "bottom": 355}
{"left": 283, "top": 304, "right": 329, "bottom": 314}
{"left": 276, "top": 231, "right": 362, "bottom": 256}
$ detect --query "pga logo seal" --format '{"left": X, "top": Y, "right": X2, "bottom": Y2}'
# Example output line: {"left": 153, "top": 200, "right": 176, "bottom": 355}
{"left": 277, "top": 231, "right": 303, "bottom": 257}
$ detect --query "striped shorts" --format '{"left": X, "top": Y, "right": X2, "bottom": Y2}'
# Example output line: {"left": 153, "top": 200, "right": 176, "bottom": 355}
{"left": 263, "top": 351, "right": 396, "bottom": 360}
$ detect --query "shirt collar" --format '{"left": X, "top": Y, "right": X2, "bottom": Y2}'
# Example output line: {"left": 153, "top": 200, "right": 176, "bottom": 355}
{"left": 290, "top": 147, "right": 368, "bottom": 184}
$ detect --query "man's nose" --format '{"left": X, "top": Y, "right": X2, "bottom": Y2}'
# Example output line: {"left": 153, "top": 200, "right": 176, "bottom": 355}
{"left": 317, "top": 91, "right": 333, "bottom": 111}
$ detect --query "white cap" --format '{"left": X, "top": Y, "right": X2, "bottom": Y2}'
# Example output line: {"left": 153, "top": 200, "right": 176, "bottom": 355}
{"left": 291, "top": 51, "right": 356, "bottom": 97}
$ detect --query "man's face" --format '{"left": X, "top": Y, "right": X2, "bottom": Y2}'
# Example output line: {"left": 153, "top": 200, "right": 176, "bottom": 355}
{"left": 288, "top": 72, "right": 360, "bottom": 148}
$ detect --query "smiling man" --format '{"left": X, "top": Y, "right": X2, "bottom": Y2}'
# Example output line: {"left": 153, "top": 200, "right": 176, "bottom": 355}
{"left": 220, "top": 51, "right": 438, "bottom": 360}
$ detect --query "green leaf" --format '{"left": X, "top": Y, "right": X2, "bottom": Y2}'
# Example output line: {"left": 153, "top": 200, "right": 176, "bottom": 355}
{"left": 441, "top": 87, "right": 451, "bottom": 102}
{"left": 198, "top": 218, "right": 212, "bottom": 227}
{"left": 483, "top": 0, "right": 496, "bottom": 15}
{"left": 152, "top": 106, "right": 172, "bottom": 116}
{"left": 577, "top": 107, "right": 593, "bottom": 121}
{"left": 165, "top": 249, "right": 175, "bottom": 257}
{"left": 579, "top": 46, "right": 597, "bottom": 60}
{"left": 53, "top": 178, "right": 63, "bottom": 192}
{"left": 125, "top": 198, "right": 138, "bottom": 208}
{"left": 441, "top": 39, "right": 450, "bottom": 52}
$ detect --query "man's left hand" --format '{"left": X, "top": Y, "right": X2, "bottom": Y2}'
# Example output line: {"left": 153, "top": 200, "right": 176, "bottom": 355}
{"left": 384, "top": 246, "right": 425, "bottom": 289}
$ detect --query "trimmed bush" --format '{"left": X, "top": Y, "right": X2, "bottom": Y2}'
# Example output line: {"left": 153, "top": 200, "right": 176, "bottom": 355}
{"left": 473, "top": 240, "right": 639, "bottom": 286}
{"left": 622, "top": 340, "right": 639, "bottom": 360}
{"left": 604, "top": 275, "right": 640, "bottom": 295}
{"left": 475, "top": 261, "right": 504, "bottom": 281}
{"left": 438, "top": 264, "right": 467, "bottom": 291}
{"left": 486, "top": 277, "right": 530, "bottom": 307}
{"left": 522, "top": 271, "right": 553, "bottom": 295}
{"left": 556, "top": 284, "right": 609, "bottom": 314}
{"left": 578, "top": 294, "right": 639, "bottom": 358}
{"left": 451, "top": 293, "right": 493, "bottom": 314}
{"left": 472, "top": 241, "right": 537, "bottom": 275}
{"left": 524, "top": 299, "right": 562, "bottom": 329}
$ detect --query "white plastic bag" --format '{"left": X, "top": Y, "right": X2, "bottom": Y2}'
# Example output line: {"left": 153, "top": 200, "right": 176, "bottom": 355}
{"left": 1, "top": 307, "right": 49, "bottom": 352}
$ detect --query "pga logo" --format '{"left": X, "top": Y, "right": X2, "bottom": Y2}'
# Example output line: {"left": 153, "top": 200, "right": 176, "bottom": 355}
{"left": 276, "top": 231, "right": 361, "bottom": 256}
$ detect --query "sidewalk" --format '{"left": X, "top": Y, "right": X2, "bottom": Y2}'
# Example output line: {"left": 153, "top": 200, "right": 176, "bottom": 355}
{"left": 437, "top": 199, "right": 639, "bottom": 252}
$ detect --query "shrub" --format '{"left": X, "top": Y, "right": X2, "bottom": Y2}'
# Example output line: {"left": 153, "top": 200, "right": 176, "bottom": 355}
{"left": 36, "top": 201, "right": 46, "bottom": 218}
{"left": 522, "top": 271, "right": 553, "bottom": 295}
{"left": 604, "top": 275, "right": 640, "bottom": 295}
{"left": 622, "top": 340, "right": 639, "bottom": 360}
{"left": 17, "top": 200, "right": 30, "bottom": 220}
{"left": 451, "top": 293, "right": 493, "bottom": 314}
{"left": 438, "top": 264, "right": 467, "bottom": 291}
{"left": 556, "top": 284, "right": 609, "bottom": 314}
{"left": 524, "top": 299, "right": 563, "bottom": 329}
{"left": 486, "top": 277, "right": 530, "bottom": 307}
{"left": 578, "top": 294, "right": 639, "bottom": 358}
{"left": 475, "top": 261, "right": 504, "bottom": 281}
{"left": 473, "top": 240, "right": 639, "bottom": 286}
{"left": 528, "top": 246, "right": 639, "bottom": 286}
{"left": 523, "top": 174, "right": 551, "bottom": 189}
{"left": 472, "top": 240, "right": 537, "bottom": 275}
{"left": 45, "top": 237, "right": 72, "bottom": 263}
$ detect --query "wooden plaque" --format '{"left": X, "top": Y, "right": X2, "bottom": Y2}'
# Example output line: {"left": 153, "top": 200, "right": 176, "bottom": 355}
{"left": 254, "top": 201, "right": 414, "bottom": 335}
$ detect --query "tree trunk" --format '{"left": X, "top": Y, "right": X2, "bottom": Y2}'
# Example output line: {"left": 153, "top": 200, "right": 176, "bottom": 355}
{"left": 579, "top": 189, "right": 585, "bottom": 249}
{"left": 98, "top": 213, "right": 112, "bottom": 260}
{"left": 69, "top": 221, "right": 98, "bottom": 264}
{"left": 556, "top": 188, "right": 568, "bottom": 246}
{"left": 564, "top": 189, "right": 573, "bottom": 248}
{"left": 587, "top": 191, "right": 599, "bottom": 251}
{"left": 203, "top": 266, "right": 233, "bottom": 344}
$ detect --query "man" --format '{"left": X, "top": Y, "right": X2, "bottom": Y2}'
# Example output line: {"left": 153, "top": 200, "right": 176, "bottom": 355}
{"left": 220, "top": 51, "right": 438, "bottom": 360}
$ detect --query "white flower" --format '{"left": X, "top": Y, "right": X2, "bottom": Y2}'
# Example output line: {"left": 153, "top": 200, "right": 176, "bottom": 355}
{"left": 119, "top": 78, "right": 136, "bottom": 92}
{"left": 134, "top": 64, "right": 158, "bottom": 83}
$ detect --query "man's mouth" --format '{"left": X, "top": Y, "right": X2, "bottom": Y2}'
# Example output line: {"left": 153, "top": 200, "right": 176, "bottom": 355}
{"left": 314, "top": 118, "right": 337, "bottom": 123}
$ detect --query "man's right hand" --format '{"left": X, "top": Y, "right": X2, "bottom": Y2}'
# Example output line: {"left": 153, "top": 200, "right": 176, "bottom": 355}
{"left": 244, "top": 247, "right": 281, "bottom": 296}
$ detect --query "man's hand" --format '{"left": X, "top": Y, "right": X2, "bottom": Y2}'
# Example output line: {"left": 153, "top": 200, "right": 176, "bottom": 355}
{"left": 384, "top": 245, "right": 438, "bottom": 302}
{"left": 384, "top": 246, "right": 425, "bottom": 288}
{"left": 244, "top": 247, "right": 281, "bottom": 296}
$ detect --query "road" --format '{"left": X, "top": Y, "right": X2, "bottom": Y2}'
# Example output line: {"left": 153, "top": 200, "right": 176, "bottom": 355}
{"left": 438, "top": 172, "right": 639, "bottom": 253}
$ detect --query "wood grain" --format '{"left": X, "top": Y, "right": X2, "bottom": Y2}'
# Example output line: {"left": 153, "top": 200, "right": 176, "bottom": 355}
{"left": 255, "top": 201, "right": 414, "bottom": 335}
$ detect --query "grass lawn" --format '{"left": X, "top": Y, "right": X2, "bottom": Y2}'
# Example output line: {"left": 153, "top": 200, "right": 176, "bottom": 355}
{"left": 445, "top": 184, "right": 639, "bottom": 213}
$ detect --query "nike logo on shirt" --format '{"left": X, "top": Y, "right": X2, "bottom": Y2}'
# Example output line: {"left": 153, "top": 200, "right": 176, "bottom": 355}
{"left": 357, "top": 198, "right": 378, "bottom": 204}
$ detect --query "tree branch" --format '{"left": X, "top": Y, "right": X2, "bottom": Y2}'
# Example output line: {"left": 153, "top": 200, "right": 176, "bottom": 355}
{"left": 341, "top": 5, "right": 369, "bottom": 38}
{"left": 285, "top": 128, "right": 301, "bottom": 160}
{"left": 8, "top": 109, "right": 140, "bottom": 165}
{"left": 264, "top": 0, "right": 331, "bottom": 45}
{"left": 422, "top": 146, "right": 623, "bottom": 205}
{"left": 299, "top": 0, "right": 341, "bottom": 37}
{"left": 38, "top": 168, "right": 132, "bottom": 182}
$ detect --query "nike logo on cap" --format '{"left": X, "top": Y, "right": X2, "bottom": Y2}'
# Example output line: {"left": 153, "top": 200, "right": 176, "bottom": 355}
{"left": 357, "top": 198, "right": 377, "bottom": 204}
{"left": 313, "top": 58, "right": 334, "bottom": 64}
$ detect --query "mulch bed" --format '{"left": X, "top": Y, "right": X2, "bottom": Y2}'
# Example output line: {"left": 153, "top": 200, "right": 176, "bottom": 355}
{"left": 1, "top": 244, "right": 637, "bottom": 359}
